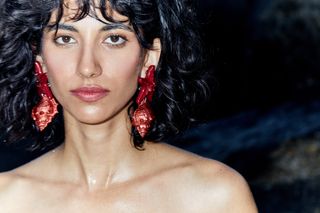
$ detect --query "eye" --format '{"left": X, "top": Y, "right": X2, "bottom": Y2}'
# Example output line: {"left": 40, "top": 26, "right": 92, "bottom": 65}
{"left": 104, "top": 35, "right": 127, "bottom": 46}
{"left": 54, "top": 36, "right": 76, "bottom": 45}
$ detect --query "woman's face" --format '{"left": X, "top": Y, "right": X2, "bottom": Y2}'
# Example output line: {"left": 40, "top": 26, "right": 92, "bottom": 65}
{"left": 38, "top": 3, "right": 158, "bottom": 126}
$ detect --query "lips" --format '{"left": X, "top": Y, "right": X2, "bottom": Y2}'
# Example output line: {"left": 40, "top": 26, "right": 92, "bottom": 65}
{"left": 70, "top": 86, "right": 110, "bottom": 102}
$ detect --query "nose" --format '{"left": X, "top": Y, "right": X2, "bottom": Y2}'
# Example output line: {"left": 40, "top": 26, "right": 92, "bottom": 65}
{"left": 77, "top": 45, "right": 102, "bottom": 78}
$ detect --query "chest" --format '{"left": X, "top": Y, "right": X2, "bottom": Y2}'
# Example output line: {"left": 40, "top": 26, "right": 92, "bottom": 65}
{"left": 2, "top": 183, "right": 197, "bottom": 213}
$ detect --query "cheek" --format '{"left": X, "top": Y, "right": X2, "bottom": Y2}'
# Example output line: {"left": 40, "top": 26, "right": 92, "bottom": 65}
{"left": 42, "top": 46, "right": 74, "bottom": 79}
{"left": 43, "top": 57, "right": 74, "bottom": 97}
{"left": 104, "top": 47, "right": 143, "bottom": 90}
{"left": 108, "top": 63, "right": 140, "bottom": 103}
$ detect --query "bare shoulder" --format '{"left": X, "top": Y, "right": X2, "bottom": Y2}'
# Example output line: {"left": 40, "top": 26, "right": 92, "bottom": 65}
{"left": 190, "top": 158, "right": 258, "bottom": 212}
{"left": 149, "top": 143, "right": 258, "bottom": 213}
{"left": 0, "top": 171, "right": 24, "bottom": 205}
{"left": 0, "top": 149, "right": 57, "bottom": 196}
{"left": 0, "top": 171, "right": 15, "bottom": 191}
{"left": 0, "top": 153, "right": 57, "bottom": 211}
{"left": 0, "top": 170, "right": 24, "bottom": 192}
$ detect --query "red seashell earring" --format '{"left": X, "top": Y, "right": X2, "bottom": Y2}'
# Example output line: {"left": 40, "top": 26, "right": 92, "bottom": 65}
{"left": 31, "top": 61, "right": 58, "bottom": 131}
{"left": 132, "top": 65, "right": 156, "bottom": 138}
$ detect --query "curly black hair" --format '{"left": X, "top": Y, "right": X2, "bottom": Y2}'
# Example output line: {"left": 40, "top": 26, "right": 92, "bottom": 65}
{"left": 0, "top": 0, "right": 209, "bottom": 150}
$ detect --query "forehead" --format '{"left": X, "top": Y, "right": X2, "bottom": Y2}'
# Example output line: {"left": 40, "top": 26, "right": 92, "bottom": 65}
{"left": 50, "top": 0, "right": 129, "bottom": 24}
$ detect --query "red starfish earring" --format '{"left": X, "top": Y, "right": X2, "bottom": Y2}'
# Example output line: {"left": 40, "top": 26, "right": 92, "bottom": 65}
{"left": 132, "top": 65, "right": 156, "bottom": 138}
{"left": 31, "top": 61, "right": 58, "bottom": 131}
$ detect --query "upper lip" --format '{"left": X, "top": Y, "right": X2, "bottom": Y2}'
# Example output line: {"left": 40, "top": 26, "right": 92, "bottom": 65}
{"left": 70, "top": 85, "right": 110, "bottom": 102}
{"left": 71, "top": 86, "right": 110, "bottom": 93}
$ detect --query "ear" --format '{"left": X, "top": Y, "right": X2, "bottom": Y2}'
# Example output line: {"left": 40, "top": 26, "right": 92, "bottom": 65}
{"left": 36, "top": 54, "right": 43, "bottom": 63}
{"left": 140, "top": 38, "right": 161, "bottom": 78}
{"left": 35, "top": 55, "right": 47, "bottom": 73}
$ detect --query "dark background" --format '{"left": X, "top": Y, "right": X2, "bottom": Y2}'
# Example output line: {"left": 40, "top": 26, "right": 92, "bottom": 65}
{"left": 192, "top": 0, "right": 320, "bottom": 212}
{"left": 199, "top": 0, "right": 320, "bottom": 119}
{"left": 1, "top": 0, "right": 320, "bottom": 212}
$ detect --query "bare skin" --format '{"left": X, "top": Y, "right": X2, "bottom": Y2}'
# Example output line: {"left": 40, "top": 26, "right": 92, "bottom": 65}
{"left": 0, "top": 143, "right": 257, "bottom": 212}
{"left": 0, "top": 1, "right": 257, "bottom": 212}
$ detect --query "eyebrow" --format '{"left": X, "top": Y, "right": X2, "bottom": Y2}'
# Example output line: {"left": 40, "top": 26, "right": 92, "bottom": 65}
{"left": 46, "top": 24, "right": 78, "bottom": 32}
{"left": 45, "top": 22, "right": 134, "bottom": 33}
{"left": 101, "top": 23, "right": 134, "bottom": 32}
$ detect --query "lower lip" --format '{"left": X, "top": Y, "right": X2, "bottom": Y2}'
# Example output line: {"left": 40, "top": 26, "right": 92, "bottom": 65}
{"left": 71, "top": 88, "right": 109, "bottom": 102}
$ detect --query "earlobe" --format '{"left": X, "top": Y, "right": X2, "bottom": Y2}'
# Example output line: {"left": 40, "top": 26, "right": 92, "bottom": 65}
{"left": 140, "top": 38, "right": 161, "bottom": 77}
{"left": 35, "top": 55, "right": 47, "bottom": 73}
{"left": 36, "top": 55, "right": 43, "bottom": 64}
{"left": 151, "top": 38, "right": 161, "bottom": 64}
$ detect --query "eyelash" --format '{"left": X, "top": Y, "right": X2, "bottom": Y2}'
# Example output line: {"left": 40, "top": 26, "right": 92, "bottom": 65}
{"left": 53, "top": 34, "right": 128, "bottom": 48}
{"left": 104, "top": 34, "right": 128, "bottom": 48}
{"left": 54, "top": 36, "right": 76, "bottom": 46}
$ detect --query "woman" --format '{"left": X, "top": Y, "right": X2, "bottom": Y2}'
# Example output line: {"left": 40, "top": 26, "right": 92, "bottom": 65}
{"left": 0, "top": 0, "right": 257, "bottom": 212}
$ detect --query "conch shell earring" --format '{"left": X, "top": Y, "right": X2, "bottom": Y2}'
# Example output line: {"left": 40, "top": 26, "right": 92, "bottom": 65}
{"left": 132, "top": 65, "right": 156, "bottom": 138}
{"left": 31, "top": 61, "right": 58, "bottom": 131}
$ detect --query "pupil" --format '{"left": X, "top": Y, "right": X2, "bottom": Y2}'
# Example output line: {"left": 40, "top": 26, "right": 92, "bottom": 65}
{"left": 62, "top": 36, "right": 70, "bottom": 43}
{"left": 110, "top": 36, "right": 119, "bottom": 43}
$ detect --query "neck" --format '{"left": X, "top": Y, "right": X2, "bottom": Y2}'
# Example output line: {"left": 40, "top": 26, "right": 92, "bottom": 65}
{"left": 55, "top": 112, "right": 146, "bottom": 191}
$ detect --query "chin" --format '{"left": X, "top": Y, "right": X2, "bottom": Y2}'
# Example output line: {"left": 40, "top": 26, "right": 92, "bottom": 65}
{"left": 71, "top": 106, "right": 128, "bottom": 125}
